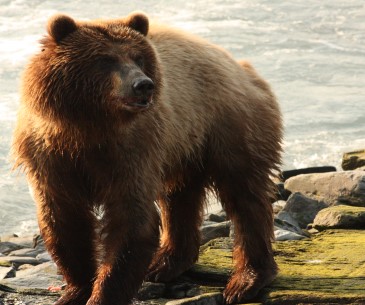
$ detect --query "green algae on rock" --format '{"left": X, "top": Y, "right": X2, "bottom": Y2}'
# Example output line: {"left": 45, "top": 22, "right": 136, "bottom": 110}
{"left": 342, "top": 149, "right": 365, "bottom": 171}
{"left": 188, "top": 231, "right": 365, "bottom": 304}
{"left": 313, "top": 205, "right": 365, "bottom": 230}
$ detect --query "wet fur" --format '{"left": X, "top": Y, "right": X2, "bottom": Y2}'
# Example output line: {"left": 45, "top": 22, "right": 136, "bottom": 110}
{"left": 12, "top": 12, "right": 282, "bottom": 305}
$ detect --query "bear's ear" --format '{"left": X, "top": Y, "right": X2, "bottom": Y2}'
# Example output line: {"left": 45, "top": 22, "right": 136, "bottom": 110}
{"left": 124, "top": 12, "right": 149, "bottom": 36}
{"left": 47, "top": 14, "right": 78, "bottom": 43}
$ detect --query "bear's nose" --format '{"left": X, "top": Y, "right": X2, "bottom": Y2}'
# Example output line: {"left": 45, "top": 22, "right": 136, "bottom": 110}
{"left": 132, "top": 77, "right": 154, "bottom": 97}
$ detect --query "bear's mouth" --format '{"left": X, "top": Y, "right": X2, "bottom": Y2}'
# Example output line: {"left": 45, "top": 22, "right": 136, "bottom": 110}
{"left": 114, "top": 96, "right": 153, "bottom": 112}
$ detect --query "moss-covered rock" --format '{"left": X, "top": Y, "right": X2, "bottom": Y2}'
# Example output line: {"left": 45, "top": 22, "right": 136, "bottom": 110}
{"left": 188, "top": 231, "right": 365, "bottom": 304}
{"left": 342, "top": 149, "right": 365, "bottom": 170}
{"left": 313, "top": 205, "right": 365, "bottom": 230}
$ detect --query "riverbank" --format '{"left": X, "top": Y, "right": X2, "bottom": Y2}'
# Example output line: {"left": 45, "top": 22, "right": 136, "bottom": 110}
{"left": 1, "top": 151, "right": 365, "bottom": 304}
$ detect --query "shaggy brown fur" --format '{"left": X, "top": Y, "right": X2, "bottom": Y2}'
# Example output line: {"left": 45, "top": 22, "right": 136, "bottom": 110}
{"left": 12, "top": 12, "right": 282, "bottom": 305}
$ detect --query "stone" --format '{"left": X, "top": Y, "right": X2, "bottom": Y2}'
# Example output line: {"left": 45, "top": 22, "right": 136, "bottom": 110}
{"left": 313, "top": 205, "right": 365, "bottom": 230}
{"left": 275, "top": 210, "right": 301, "bottom": 230}
{"left": 0, "top": 256, "right": 40, "bottom": 268}
{"left": 0, "top": 262, "right": 62, "bottom": 293}
{"left": 36, "top": 252, "right": 52, "bottom": 262}
{"left": 205, "top": 213, "right": 226, "bottom": 223}
{"left": 0, "top": 242, "right": 24, "bottom": 256}
{"left": 137, "top": 282, "right": 166, "bottom": 300}
{"left": 281, "top": 192, "right": 327, "bottom": 228}
{"left": 8, "top": 248, "right": 43, "bottom": 258}
{"left": 189, "top": 231, "right": 365, "bottom": 304}
{"left": 274, "top": 217, "right": 307, "bottom": 237}
{"left": 276, "top": 182, "right": 291, "bottom": 201}
{"left": 284, "top": 171, "right": 365, "bottom": 207}
{"left": 342, "top": 149, "right": 365, "bottom": 170}
{"left": 0, "top": 266, "right": 16, "bottom": 280}
{"left": 200, "top": 221, "right": 231, "bottom": 245}
{"left": 165, "top": 282, "right": 201, "bottom": 299}
{"left": 272, "top": 200, "right": 287, "bottom": 214}
{"left": 165, "top": 292, "right": 223, "bottom": 305}
{"left": 281, "top": 166, "right": 336, "bottom": 181}
{"left": 274, "top": 228, "right": 307, "bottom": 241}
{"left": 0, "top": 236, "right": 35, "bottom": 249}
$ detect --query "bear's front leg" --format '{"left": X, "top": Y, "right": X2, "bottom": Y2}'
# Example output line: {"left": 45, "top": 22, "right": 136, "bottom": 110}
{"left": 33, "top": 188, "right": 97, "bottom": 305}
{"left": 86, "top": 196, "right": 159, "bottom": 305}
{"left": 146, "top": 170, "right": 207, "bottom": 282}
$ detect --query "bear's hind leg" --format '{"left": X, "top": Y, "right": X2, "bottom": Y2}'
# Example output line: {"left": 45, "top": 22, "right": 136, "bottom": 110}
{"left": 146, "top": 171, "right": 207, "bottom": 282}
{"left": 214, "top": 171, "right": 278, "bottom": 303}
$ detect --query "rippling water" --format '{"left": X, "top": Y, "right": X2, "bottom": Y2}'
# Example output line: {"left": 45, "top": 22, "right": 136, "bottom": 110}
{"left": 0, "top": 0, "right": 364, "bottom": 235}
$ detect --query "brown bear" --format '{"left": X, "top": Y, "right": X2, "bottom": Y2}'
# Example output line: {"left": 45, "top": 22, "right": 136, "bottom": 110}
{"left": 12, "top": 12, "right": 282, "bottom": 305}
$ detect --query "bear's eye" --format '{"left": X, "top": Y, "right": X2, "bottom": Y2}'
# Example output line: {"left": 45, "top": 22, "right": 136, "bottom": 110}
{"left": 135, "top": 55, "right": 144, "bottom": 68}
{"left": 97, "top": 56, "right": 119, "bottom": 70}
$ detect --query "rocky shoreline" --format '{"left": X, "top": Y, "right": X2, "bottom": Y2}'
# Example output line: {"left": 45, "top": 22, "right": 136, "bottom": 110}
{"left": 1, "top": 150, "right": 365, "bottom": 305}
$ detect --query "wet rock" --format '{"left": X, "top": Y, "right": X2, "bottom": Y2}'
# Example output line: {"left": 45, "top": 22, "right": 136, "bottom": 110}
{"left": 165, "top": 292, "right": 223, "bottom": 305}
{"left": 342, "top": 149, "right": 365, "bottom": 170}
{"left": 200, "top": 221, "right": 231, "bottom": 245}
{"left": 280, "top": 192, "right": 327, "bottom": 228}
{"left": 284, "top": 171, "right": 365, "bottom": 207}
{"left": 281, "top": 166, "right": 336, "bottom": 181}
{"left": 313, "top": 205, "right": 365, "bottom": 230}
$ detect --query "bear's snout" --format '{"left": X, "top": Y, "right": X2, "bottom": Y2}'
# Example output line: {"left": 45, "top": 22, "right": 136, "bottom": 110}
{"left": 132, "top": 77, "right": 154, "bottom": 97}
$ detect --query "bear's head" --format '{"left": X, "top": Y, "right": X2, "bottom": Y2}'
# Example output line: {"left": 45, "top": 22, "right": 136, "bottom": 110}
{"left": 23, "top": 12, "right": 161, "bottom": 127}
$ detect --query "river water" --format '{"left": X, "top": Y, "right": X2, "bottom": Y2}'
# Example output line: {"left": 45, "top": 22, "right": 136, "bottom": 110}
{"left": 0, "top": 0, "right": 364, "bottom": 235}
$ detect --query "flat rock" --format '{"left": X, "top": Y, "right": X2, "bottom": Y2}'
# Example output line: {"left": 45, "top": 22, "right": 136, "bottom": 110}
{"left": 0, "top": 256, "right": 40, "bottom": 268}
{"left": 0, "top": 236, "right": 35, "bottom": 249}
{"left": 187, "top": 231, "right": 365, "bottom": 304}
{"left": 313, "top": 205, "right": 365, "bottom": 230}
{"left": 342, "top": 149, "right": 365, "bottom": 170}
{"left": 280, "top": 192, "right": 327, "bottom": 228}
{"left": 0, "top": 242, "right": 24, "bottom": 256}
{"left": 0, "top": 262, "right": 62, "bottom": 294}
{"left": 8, "top": 248, "right": 44, "bottom": 258}
{"left": 284, "top": 170, "right": 365, "bottom": 207}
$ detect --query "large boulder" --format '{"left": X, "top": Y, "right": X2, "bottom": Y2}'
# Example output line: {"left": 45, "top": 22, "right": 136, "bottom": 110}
{"left": 313, "top": 205, "right": 365, "bottom": 230}
{"left": 284, "top": 171, "right": 365, "bottom": 207}
{"left": 342, "top": 149, "right": 365, "bottom": 170}
{"left": 279, "top": 192, "right": 327, "bottom": 228}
